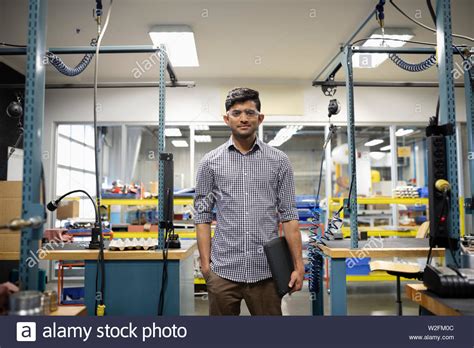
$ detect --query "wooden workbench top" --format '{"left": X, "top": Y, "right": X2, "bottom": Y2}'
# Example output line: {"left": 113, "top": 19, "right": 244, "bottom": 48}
{"left": 49, "top": 305, "right": 87, "bottom": 316}
{"left": 406, "top": 283, "right": 474, "bottom": 316}
{"left": 317, "top": 238, "right": 445, "bottom": 258}
{"left": 39, "top": 240, "right": 197, "bottom": 261}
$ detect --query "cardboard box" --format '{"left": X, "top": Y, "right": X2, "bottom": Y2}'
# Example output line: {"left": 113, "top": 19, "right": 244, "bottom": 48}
{"left": 0, "top": 232, "right": 21, "bottom": 255}
{"left": 0, "top": 181, "right": 22, "bottom": 226}
{"left": 0, "top": 181, "right": 22, "bottom": 253}
{"left": 56, "top": 200, "right": 80, "bottom": 220}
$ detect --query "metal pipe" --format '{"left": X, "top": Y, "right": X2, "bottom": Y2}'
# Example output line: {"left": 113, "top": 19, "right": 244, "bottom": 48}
{"left": 0, "top": 82, "right": 196, "bottom": 89}
{"left": 311, "top": 81, "right": 465, "bottom": 88}
{"left": 352, "top": 47, "right": 437, "bottom": 54}
{"left": 0, "top": 45, "right": 158, "bottom": 55}
{"left": 0, "top": 45, "right": 180, "bottom": 85}
{"left": 390, "top": 125, "right": 399, "bottom": 227}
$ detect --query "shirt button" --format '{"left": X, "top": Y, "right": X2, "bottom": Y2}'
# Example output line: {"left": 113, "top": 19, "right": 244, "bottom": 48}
{"left": 245, "top": 212, "right": 249, "bottom": 215}
{"left": 245, "top": 192, "right": 248, "bottom": 195}
{"left": 244, "top": 173, "right": 247, "bottom": 175}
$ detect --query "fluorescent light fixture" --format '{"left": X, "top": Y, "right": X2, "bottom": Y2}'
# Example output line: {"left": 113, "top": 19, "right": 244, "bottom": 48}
{"left": 165, "top": 128, "right": 182, "bottom": 137}
{"left": 171, "top": 140, "right": 188, "bottom": 147}
{"left": 364, "top": 139, "right": 384, "bottom": 147}
{"left": 149, "top": 25, "right": 199, "bottom": 67}
{"left": 380, "top": 145, "right": 391, "bottom": 151}
{"left": 369, "top": 152, "right": 386, "bottom": 160}
{"left": 194, "top": 124, "right": 209, "bottom": 131}
{"left": 395, "top": 128, "right": 414, "bottom": 137}
{"left": 268, "top": 125, "right": 303, "bottom": 147}
{"left": 194, "top": 135, "right": 212, "bottom": 143}
{"left": 353, "top": 28, "right": 414, "bottom": 68}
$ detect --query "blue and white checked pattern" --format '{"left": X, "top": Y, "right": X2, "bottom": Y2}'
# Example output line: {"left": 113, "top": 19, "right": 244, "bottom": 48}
{"left": 194, "top": 136, "right": 299, "bottom": 283}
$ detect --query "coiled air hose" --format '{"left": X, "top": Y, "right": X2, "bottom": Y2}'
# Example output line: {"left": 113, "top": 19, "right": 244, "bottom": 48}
{"left": 389, "top": 53, "right": 437, "bottom": 72}
{"left": 46, "top": 38, "right": 97, "bottom": 76}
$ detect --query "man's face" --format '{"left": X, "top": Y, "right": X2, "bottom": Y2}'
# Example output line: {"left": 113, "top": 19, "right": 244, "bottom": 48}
{"left": 223, "top": 100, "right": 264, "bottom": 139}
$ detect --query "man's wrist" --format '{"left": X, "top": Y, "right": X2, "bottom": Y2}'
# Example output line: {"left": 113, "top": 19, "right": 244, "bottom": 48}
{"left": 294, "top": 261, "right": 305, "bottom": 272}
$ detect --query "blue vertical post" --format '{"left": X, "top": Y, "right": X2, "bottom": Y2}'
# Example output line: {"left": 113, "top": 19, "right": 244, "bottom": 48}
{"left": 330, "top": 258, "right": 347, "bottom": 315}
{"left": 342, "top": 46, "right": 359, "bottom": 249}
{"left": 19, "top": 0, "right": 48, "bottom": 290}
{"left": 436, "top": 0, "right": 461, "bottom": 266}
{"left": 157, "top": 45, "right": 167, "bottom": 249}
{"left": 464, "top": 67, "right": 474, "bottom": 228}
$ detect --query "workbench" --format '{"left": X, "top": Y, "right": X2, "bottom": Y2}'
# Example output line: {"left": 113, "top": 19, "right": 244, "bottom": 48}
{"left": 405, "top": 284, "right": 474, "bottom": 316}
{"left": 315, "top": 238, "right": 445, "bottom": 315}
{"left": 41, "top": 240, "right": 197, "bottom": 316}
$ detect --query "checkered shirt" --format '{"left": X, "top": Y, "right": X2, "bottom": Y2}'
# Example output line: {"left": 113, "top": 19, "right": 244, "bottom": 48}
{"left": 194, "top": 136, "right": 299, "bottom": 283}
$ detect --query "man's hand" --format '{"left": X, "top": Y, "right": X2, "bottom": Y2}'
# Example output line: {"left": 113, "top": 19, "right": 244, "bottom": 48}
{"left": 201, "top": 263, "right": 211, "bottom": 280}
{"left": 288, "top": 268, "right": 304, "bottom": 294}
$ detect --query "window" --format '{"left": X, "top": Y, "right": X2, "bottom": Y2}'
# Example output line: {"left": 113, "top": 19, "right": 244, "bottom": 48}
{"left": 55, "top": 124, "right": 96, "bottom": 220}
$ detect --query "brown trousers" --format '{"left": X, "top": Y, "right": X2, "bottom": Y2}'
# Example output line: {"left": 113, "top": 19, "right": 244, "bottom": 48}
{"left": 206, "top": 270, "right": 282, "bottom": 316}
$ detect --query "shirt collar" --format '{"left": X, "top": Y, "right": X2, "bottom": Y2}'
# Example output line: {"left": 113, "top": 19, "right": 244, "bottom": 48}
{"left": 226, "top": 136, "right": 262, "bottom": 153}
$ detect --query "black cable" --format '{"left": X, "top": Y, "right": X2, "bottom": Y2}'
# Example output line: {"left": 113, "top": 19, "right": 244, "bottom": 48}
{"left": 435, "top": 97, "right": 440, "bottom": 123}
{"left": 452, "top": 45, "right": 470, "bottom": 63}
{"left": 158, "top": 186, "right": 174, "bottom": 315}
{"left": 54, "top": 189, "right": 99, "bottom": 223}
{"left": 41, "top": 164, "right": 47, "bottom": 220}
{"left": 426, "top": 0, "right": 437, "bottom": 25}
{"left": 0, "top": 42, "right": 26, "bottom": 47}
{"left": 389, "top": 0, "right": 474, "bottom": 43}
{"left": 315, "top": 148, "right": 326, "bottom": 201}
{"left": 158, "top": 227, "right": 170, "bottom": 315}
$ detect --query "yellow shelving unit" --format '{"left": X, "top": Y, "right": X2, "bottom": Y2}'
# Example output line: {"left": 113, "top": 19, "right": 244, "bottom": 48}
{"left": 329, "top": 196, "right": 465, "bottom": 237}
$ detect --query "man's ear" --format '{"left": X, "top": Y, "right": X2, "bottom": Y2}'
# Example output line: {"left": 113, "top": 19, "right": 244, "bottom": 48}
{"left": 223, "top": 114, "right": 229, "bottom": 126}
{"left": 258, "top": 113, "right": 265, "bottom": 125}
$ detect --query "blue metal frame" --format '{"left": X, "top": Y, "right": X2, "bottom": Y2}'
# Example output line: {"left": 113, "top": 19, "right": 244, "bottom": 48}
{"left": 330, "top": 258, "right": 347, "bottom": 315}
{"left": 19, "top": 0, "right": 48, "bottom": 290}
{"left": 157, "top": 45, "right": 167, "bottom": 249}
{"left": 7, "top": 1, "right": 176, "bottom": 286}
{"left": 436, "top": 0, "right": 461, "bottom": 266}
{"left": 342, "top": 46, "right": 359, "bottom": 249}
{"left": 334, "top": 2, "right": 463, "bottom": 252}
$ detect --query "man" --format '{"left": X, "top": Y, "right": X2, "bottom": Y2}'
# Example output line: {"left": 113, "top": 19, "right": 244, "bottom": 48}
{"left": 194, "top": 87, "right": 304, "bottom": 316}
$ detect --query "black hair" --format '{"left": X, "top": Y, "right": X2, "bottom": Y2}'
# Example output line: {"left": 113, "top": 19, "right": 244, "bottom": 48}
{"left": 225, "top": 87, "right": 261, "bottom": 112}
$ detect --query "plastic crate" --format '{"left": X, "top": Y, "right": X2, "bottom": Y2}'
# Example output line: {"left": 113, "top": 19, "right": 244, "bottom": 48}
{"left": 346, "top": 257, "right": 371, "bottom": 275}
{"left": 62, "top": 287, "right": 85, "bottom": 305}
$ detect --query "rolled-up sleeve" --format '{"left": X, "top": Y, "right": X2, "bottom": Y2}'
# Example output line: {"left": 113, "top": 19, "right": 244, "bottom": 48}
{"left": 194, "top": 157, "right": 215, "bottom": 224}
{"left": 277, "top": 155, "right": 299, "bottom": 222}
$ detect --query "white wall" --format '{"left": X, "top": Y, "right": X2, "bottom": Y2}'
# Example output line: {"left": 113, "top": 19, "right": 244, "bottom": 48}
{"left": 43, "top": 83, "right": 469, "bottom": 203}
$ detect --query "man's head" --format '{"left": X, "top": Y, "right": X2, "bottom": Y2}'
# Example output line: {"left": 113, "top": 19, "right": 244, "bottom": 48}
{"left": 223, "top": 87, "right": 264, "bottom": 140}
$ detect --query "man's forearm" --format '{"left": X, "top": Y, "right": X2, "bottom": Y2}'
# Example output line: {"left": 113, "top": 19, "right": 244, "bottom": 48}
{"left": 196, "top": 223, "right": 212, "bottom": 268}
{"left": 282, "top": 220, "right": 304, "bottom": 271}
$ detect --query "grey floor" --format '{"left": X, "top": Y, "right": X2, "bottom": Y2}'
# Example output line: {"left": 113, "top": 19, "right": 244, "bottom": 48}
{"left": 194, "top": 280, "right": 420, "bottom": 316}
{"left": 53, "top": 279, "right": 421, "bottom": 316}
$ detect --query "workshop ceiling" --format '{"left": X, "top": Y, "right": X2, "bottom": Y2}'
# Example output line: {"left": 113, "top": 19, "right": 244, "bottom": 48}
{"left": 1, "top": 0, "right": 473, "bottom": 84}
